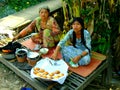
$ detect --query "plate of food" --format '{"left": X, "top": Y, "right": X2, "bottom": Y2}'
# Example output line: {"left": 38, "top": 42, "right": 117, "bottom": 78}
{"left": 30, "top": 58, "right": 68, "bottom": 84}
{"left": 0, "top": 33, "right": 12, "bottom": 48}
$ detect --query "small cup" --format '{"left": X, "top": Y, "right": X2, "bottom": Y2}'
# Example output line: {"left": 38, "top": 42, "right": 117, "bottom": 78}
{"left": 39, "top": 48, "right": 49, "bottom": 55}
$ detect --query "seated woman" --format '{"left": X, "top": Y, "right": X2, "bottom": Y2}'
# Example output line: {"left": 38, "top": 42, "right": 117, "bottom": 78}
{"left": 13, "top": 6, "right": 61, "bottom": 48}
{"left": 51, "top": 17, "right": 91, "bottom": 68}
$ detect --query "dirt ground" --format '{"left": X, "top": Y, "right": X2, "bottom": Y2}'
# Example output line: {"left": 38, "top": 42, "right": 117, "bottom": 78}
{"left": 0, "top": 63, "right": 34, "bottom": 90}
{"left": 0, "top": 62, "right": 120, "bottom": 90}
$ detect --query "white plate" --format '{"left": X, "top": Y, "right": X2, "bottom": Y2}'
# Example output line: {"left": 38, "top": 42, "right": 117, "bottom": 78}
{"left": 30, "top": 58, "right": 68, "bottom": 84}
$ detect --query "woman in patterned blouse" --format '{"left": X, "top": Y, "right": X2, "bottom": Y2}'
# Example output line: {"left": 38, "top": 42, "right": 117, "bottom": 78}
{"left": 51, "top": 17, "right": 91, "bottom": 67}
{"left": 13, "top": 6, "right": 61, "bottom": 48}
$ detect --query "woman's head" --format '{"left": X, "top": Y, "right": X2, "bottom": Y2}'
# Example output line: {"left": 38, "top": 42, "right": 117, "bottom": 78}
{"left": 39, "top": 6, "right": 50, "bottom": 19}
{"left": 71, "top": 17, "right": 84, "bottom": 32}
{"left": 71, "top": 17, "right": 85, "bottom": 47}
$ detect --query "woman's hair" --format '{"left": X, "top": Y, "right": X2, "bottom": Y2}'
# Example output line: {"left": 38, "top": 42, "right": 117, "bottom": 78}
{"left": 39, "top": 6, "right": 50, "bottom": 13}
{"left": 72, "top": 17, "right": 90, "bottom": 52}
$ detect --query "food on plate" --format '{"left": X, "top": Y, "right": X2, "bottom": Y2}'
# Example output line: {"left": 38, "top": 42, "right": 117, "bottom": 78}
{"left": 52, "top": 75, "right": 60, "bottom": 79}
{"left": 43, "top": 71, "right": 49, "bottom": 75}
{"left": 47, "top": 75, "right": 53, "bottom": 79}
{"left": 41, "top": 74, "right": 47, "bottom": 79}
{"left": 49, "top": 72, "right": 54, "bottom": 76}
{"left": 2, "top": 49, "right": 12, "bottom": 53}
{"left": 34, "top": 67, "right": 40, "bottom": 71}
{"left": 33, "top": 71, "right": 39, "bottom": 74}
{"left": 33, "top": 67, "right": 64, "bottom": 80}
{"left": 0, "top": 35, "right": 12, "bottom": 48}
{"left": 58, "top": 73, "right": 64, "bottom": 77}
{"left": 39, "top": 68, "right": 45, "bottom": 73}
{"left": 36, "top": 73, "right": 42, "bottom": 77}
{"left": 54, "top": 70, "right": 60, "bottom": 74}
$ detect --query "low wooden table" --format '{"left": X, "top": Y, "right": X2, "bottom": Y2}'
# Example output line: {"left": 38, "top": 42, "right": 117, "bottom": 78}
{"left": 0, "top": 36, "right": 112, "bottom": 90}
{"left": 0, "top": 50, "right": 111, "bottom": 90}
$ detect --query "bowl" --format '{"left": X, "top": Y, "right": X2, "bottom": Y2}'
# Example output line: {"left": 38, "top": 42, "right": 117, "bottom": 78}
{"left": 2, "top": 53, "right": 15, "bottom": 60}
{"left": 39, "top": 48, "right": 49, "bottom": 54}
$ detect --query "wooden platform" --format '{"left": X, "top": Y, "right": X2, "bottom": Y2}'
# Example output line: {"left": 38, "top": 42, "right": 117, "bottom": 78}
{"left": 0, "top": 51, "right": 110, "bottom": 90}
{"left": 0, "top": 35, "right": 111, "bottom": 90}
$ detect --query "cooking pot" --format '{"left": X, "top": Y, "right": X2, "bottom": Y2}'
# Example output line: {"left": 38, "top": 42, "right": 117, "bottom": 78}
{"left": 15, "top": 48, "right": 28, "bottom": 62}
{"left": 1, "top": 41, "right": 22, "bottom": 53}
{"left": 27, "top": 51, "right": 40, "bottom": 66}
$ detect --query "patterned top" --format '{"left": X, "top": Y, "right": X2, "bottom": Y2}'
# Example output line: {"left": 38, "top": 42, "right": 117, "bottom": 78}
{"left": 58, "top": 29, "right": 91, "bottom": 53}
{"left": 19, "top": 16, "right": 60, "bottom": 37}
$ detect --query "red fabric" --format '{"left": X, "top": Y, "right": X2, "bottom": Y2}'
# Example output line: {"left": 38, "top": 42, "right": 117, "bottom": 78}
{"left": 21, "top": 39, "right": 103, "bottom": 77}
{"left": 21, "top": 38, "right": 36, "bottom": 50}
{"left": 41, "top": 47, "right": 62, "bottom": 59}
{"left": 68, "top": 58, "right": 102, "bottom": 77}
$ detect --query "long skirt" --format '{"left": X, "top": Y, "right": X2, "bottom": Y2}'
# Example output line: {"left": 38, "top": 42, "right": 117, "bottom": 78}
{"left": 61, "top": 46, "right": 91, "bottom": 66}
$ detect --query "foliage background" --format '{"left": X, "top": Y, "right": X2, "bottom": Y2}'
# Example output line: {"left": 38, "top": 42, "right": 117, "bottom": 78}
{"left": 0, "top": 0, "right": 46, "bottom": 18}
{"left": 61, "top": 0, "right": 119, "bottom": 55}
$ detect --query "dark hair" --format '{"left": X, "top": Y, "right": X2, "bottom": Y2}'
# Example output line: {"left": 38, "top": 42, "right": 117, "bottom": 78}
{"left": 71, "top": 17, "right": 84, "bottom": 28}
{"left": 39, "top": 6, "right": 50, "bottom": 13}
{"left": 72, "top": 17, "right": 90, "bottom": 52}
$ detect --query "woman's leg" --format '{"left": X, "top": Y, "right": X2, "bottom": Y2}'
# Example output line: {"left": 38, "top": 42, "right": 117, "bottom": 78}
{"left": 78, "top": 54, "right": 91, "bottom": 66}
{"left": 61, "top": 46, "right": 82, "bottom": 62}
{"left": 43, "top": 29, "right": 60, "bottom": 47}
{"left": 61, "top": 46, "right": 91, "bottom": 66}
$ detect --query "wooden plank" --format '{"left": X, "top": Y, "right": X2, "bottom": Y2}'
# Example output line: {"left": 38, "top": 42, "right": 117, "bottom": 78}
{"left": 0, "top": 0, "right": 62, "bottom": 29}
{"left": 77, "top": 61, "right": 108, "bottom": 90}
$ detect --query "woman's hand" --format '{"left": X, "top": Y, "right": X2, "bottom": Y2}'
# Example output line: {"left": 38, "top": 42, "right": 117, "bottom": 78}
{"left": 51, "top": 46, "right": 60, "bottom": 60}
{"left": 72, "top": 55, "right": 81, "bottom": 63}
{"left": 51, "top": 52, "right": 57, "bottom": 60}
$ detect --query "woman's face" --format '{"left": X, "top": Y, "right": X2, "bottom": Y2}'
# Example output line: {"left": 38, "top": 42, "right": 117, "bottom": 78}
{"left": 39, "top": 8, "right": 49, "bottom": 20}
{"left": 72, "top": 21, "right": 82, "bottom": 33}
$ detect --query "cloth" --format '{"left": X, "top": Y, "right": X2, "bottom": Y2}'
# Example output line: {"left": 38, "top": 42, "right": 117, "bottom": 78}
{"left": 68, "top": 58, "right": 103, "bottom": 77}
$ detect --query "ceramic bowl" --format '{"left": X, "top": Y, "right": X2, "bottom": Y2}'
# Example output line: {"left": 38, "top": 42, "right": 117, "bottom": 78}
{"left": 39, "top": 48, "right": 49, "bottom": 54}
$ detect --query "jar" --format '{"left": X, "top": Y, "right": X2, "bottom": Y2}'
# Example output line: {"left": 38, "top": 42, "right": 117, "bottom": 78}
{"left": 15, "top": 48, "right": 28, "bottom": 62}
{"left": 27, "top": 51, "right": 40, "bottom": 66}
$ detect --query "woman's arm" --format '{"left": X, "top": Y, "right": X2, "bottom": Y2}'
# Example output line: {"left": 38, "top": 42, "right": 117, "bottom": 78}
{"left": 13, "top": 20, "right": 36, "bottom": 41}
{"left": 51, "top": 30, "right": 73, "bottom": 60}
{"left": 73, "top": 51, "right": 88, "bottom": 63}
{"left": 51, "top": 46, "right": 61, "bottom": 60}
{"left": 84, "top": 30, "right": 91, "bottom": 52}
